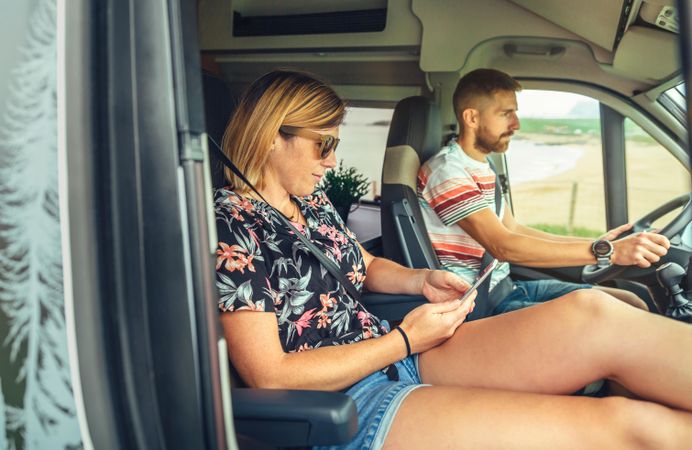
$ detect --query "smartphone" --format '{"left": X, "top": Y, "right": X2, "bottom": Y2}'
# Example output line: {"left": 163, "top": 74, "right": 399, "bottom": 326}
{"left": 459, "top": 259, "right": 499, "bottom": 302}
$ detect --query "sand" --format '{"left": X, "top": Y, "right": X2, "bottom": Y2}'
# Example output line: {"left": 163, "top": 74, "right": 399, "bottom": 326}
{"left": 510, "top": 133, "right": 691, "bottom": 233}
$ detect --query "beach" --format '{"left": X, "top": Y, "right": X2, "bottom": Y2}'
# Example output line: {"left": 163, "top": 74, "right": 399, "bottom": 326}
{"left": 509, "top": 134, "right": 690, "bottom": 233}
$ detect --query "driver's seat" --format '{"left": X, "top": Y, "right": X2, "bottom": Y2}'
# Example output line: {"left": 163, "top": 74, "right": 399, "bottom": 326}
{"left": 380, "top": 96, "right": 443, "bottom": 269}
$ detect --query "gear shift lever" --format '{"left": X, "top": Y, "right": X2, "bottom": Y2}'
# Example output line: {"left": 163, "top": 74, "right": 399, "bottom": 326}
{"left": 656, "top": 262, "right": 692, "bottom": 323}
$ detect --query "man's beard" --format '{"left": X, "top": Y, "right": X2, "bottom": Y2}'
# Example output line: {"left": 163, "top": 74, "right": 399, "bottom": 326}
{"left": 474, "top": 126, "right": 512, "bottom": 154}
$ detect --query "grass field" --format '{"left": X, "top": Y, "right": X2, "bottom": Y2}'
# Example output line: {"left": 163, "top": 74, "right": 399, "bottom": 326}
{"left": 519, "top": 118, "right": 656, "bottom": 143}
{"left": 529, "top": 223, "right": 602, "bottom": 238}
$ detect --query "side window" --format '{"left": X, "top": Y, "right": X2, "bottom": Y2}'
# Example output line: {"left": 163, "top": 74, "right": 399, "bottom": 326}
{"left": 659, "top": 83, "right": 686, "bottom": 125}
{"left": 625, "top": 119, "right": 691, "bottom": 227}
{"left": 506, "top": 90, "right": 606, "bottom": 237}
{"left": 334, "top": 106, "right": 394, "bottom": 201}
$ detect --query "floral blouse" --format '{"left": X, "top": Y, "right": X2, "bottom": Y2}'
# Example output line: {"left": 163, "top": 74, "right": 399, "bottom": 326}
{"left": 214, "top": 187, "right": 387, "bottom": 353}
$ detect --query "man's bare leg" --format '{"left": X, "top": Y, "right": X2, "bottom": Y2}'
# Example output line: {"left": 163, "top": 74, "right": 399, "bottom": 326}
{"left": 595, "top": 285, "right": 649, "bottom": 311}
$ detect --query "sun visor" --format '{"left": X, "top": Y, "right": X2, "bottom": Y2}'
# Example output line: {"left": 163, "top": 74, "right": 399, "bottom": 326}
{"left": 612, "top": 26, "right": 679, "bottom": 81}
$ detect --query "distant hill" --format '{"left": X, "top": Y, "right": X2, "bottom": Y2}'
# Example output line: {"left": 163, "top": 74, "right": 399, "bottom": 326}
{"left": 520, "top": 118, "right": 599, "bottom": 135}
{"left": 567, "top": 100, "right": 599, "bottom": 118}
{"left": 519, "top": 117, "right": 654, "bottom": 142}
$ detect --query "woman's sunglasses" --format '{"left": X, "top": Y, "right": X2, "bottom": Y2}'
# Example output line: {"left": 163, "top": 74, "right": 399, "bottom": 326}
{"left": 279, "top": 125, "right": 340, "bottom": 159}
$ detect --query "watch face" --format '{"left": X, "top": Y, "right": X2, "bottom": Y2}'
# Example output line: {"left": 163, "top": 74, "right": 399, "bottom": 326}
{"left": 593, "top": 240, "right": 613, "bottom": 256}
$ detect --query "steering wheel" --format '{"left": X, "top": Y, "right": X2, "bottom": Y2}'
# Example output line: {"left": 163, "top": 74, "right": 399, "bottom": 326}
{"left": 582, "top": 193, "right": 692, "bottom": 284}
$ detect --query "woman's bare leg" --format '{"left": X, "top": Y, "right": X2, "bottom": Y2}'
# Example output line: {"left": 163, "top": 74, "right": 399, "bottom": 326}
{"left": 384, "top": 386, "right": 692, "bottom": 449}
{"left": 419, "top": 289, "right": 692, "bottom": 411}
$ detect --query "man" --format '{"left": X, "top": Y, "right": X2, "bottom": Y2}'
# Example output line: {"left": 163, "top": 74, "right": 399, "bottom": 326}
{"left": 417, "top": 68, "right": 669, "bottom": 314}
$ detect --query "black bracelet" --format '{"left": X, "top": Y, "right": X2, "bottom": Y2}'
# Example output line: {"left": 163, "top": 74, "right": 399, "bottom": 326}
{"left": 394, "top": 326, "right": 412, "bottom": 358}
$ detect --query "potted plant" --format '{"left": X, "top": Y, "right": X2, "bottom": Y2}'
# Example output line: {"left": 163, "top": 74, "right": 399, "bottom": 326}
{"left": 321, "top": 160, "right": 370, "bottom": 223}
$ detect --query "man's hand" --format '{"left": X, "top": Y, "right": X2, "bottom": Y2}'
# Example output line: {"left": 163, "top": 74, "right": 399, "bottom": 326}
{"left": 419, "top": 270, "right": 475, "bottom": 305}
{"left": 611, "top": 232, "right": 670, "bottom": 268}
{"left": 600, "top": 223, "right": 634, "bottom": 241}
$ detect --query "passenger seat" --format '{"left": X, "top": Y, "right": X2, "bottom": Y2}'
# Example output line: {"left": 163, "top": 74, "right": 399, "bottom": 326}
{"left": 380, "top": 96, "right": 443, "bottom": 269}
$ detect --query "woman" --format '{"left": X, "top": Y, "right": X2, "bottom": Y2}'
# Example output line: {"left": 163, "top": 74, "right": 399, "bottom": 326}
{"left": 214, "top": 70, "right": 692, "bottom": 449}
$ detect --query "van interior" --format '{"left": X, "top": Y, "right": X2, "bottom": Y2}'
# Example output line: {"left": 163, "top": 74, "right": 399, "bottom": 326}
{"left": 190, "top": 1, "right": 692, "bottom": 448}
{"left": 58, "top": 0, "right": 692, "bottom": 449}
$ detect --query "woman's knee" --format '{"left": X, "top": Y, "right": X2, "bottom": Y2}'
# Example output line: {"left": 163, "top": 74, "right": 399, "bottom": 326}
{"left": 602, "top": 397, "right": 690, "bottom": 449}
{"left": 561, "top": 288, "right": 621, "bottom": 320}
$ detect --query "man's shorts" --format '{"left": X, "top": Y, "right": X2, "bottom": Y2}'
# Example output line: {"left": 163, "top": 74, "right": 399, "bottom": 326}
{"left": 492, "top": 279, "right": 592, "bottom": 315}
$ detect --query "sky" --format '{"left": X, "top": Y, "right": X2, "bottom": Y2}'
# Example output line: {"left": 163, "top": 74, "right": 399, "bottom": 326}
{"left": 342, "top": 107, "right": 393, "bottom": 125}
{"left": 516, "top": 90, "right": 588, "bottom": 118}
{"left": 344, "top": 90, "right": 594, "bottom": 124}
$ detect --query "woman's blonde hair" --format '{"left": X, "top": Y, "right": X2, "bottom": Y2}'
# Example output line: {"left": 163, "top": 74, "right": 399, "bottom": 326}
{"left": 221, "top": 70, "right": 346, "bottom": 190}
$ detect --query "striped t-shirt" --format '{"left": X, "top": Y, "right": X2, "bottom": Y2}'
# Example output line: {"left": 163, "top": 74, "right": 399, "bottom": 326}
{"left": 417, "top": 141, "right": 510, "bottom": 289}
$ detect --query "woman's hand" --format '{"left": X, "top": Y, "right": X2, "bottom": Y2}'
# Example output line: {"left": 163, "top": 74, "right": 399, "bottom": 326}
{"left": 420, "top": 269, "right": 474, "bottom": 304}
{"left": 398, "top": 296, "right": 475, "bottom": 354}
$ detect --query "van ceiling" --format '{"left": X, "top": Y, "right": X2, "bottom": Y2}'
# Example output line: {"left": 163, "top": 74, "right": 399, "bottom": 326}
{"left": 508, "top": 0, "right": 632, "bottom": 52}
{"left": 199, "top": 0, "right": 680, "bottom": 98}
{"left": 230, "top": 0, "right": 387, "bottom": 17}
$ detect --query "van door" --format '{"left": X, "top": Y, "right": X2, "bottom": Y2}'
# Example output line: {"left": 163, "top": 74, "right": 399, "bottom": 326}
{"left": 61, "top": 0, "right": 230, "bottom": 448}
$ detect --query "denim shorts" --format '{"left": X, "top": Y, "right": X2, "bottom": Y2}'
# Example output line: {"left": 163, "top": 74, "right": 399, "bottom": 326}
{"left": 493, "top": 278, "right": 592, "bottom": 315}
{"left": 313, "top": 354, "right": 425, "bottom": 450}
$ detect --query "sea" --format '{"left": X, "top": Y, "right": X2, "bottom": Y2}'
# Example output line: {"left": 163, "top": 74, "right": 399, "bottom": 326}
{"left": 336, "top": 121, "right": 585, "bottom": 199}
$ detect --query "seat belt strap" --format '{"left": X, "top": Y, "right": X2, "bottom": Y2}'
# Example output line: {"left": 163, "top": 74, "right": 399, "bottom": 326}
{"left": 208, "top": 137, "right": 363, "bottom": 304}
{"left": 210, "top": 137, "right": 404, "bottom": 379}
{"left": 473, "top": 159, "right": 503, "bottom": 316}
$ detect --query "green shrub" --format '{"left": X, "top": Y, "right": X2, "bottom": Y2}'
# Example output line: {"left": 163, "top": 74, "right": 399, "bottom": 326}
{"left": 321, "top": 161, "right": 369, "bottom": 207}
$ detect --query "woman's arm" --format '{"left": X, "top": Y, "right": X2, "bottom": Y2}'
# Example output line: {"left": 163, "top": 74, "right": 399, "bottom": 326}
{"left": 223, "top": 299, "right": 473, "bottom": 391}
{"left": 359, "top": 244, "right": 472, "bottom": 303}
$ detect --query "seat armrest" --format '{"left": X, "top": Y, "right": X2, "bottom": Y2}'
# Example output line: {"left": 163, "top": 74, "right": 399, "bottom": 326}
{"left": 232, "top": 388, "right": 358, "bottom": 447}
{"left": 361, "top": 293, "right": 427, "bottom": 321}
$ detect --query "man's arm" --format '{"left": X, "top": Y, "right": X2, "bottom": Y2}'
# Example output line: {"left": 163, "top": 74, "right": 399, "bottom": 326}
{"left": 502, "top": 208, "right": 591, "bottom": 242}
{"left": 460, "top": 208, "right": 668, "bottom": 268}
{"left": 502, "top": 208, "right": 635, "bottom": 243}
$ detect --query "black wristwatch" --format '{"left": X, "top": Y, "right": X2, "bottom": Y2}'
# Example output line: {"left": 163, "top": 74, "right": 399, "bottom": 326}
{"left": 591, "top": 239, "right": 614, "bottom": 268}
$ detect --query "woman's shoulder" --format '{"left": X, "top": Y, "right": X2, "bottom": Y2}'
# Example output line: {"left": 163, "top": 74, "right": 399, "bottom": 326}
{"left": 214, "top": 186, "right": 239, "bottom": 204}
{"left": 213, "top": 187, "right": 270, "bottom": 236}
{"left": 215, "top": 186, "right": 256, "bottom": 215}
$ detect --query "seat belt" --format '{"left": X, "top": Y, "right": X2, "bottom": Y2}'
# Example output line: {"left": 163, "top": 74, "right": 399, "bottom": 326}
{"left": 470, "top": 159, "right": 504, "bottom": 319}
{"left": 209, "top": 137, "right": 404, "bottom": 380}
{"left": 208, "top": 138, "right": 363, "bottom": 304}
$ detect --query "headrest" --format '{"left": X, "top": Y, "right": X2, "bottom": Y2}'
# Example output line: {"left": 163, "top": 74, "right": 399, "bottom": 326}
{"left": 386, "top": 96, "right": 442, "bottom": 165}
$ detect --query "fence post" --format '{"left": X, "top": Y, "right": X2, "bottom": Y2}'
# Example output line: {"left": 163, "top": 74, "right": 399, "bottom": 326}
{"left": 567, "top": 181, "right": 578, "bottom": 235}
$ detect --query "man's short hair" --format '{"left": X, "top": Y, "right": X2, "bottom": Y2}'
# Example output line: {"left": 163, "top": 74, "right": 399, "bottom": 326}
{"left": 453, "top": 68, "right": 522, "bottom": 125}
